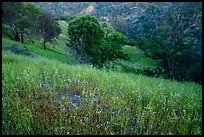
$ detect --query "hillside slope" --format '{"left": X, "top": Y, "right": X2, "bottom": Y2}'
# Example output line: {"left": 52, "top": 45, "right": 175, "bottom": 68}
{"left": 34, "top": 2, "right": 202, "bottom": 40}
{"left": 2, "top": 13, "right": 202, "bottom": 135}
{"left": 2, "top": 21, "right": 76, "bottom": 65}
{"left": 2, "top": 47, "right": 202, "bottom": 135}
{"left": 34, "top": 2, "right": 172, "bottom": 37}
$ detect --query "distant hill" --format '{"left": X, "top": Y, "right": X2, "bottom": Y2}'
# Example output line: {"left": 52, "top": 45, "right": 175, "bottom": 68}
{"left": 34, "top": 2, "right": 201, "bottom": 40}
{"left": 34, "top": 2, "right": 172, "bottom": 36}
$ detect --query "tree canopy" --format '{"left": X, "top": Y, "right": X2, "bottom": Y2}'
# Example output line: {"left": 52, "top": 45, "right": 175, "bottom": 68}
{"left": 2, "top": 2, "right": 61, "bottom": 49}
{"left": 136, "top": 3, "right": 202, "bottom": 83}
{"left": 38, "top": 13, "right": 61, "bottom": 50}
{"left": 2, "top": 2, "right": 42, "bottom": 43}
{"left": 67, "top": 15, "right": 129, "bottom": 67}
{"left": 67, "top": 15, "right": 105, "bottom": 63}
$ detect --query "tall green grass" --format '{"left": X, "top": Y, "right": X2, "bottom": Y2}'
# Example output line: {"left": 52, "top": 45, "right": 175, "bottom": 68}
{"left": 2, "top": 51, "right": 202, "bottom": 135}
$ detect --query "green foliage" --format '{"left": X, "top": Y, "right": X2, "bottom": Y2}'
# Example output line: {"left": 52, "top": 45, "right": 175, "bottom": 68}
{"left": 136, "top": 5, "right": 202, "bottom": 83}
{"left": 2, "top": 2, "right": 61, "bottom": 47}
{"left": 17, "top": 3, "right": 41, "bottom": 30}
{"left": 2, "top": 2, "right": 22, "bottom": 25}
{"left": 2, "top": 3, "right": 202, "bottom": 135}
{"left": 67, "top": 15, "right": 129, "bottom": 67}
{"left": 2, "top": 2, "right": 23, "bottom": 41}
{"left": 102, "top": 45, "right": 157, "bottom": 77}
{"left": 2, "top": 23, "right": 13, "bottom": 39}
{"left": 143, "top": 67, "right": 164, "bottom": 78}
{"left": 2, "top": 2, "right": 42, "bottom": 43}
{"left": 92, "top": 31, "right": 130, "bottom": 68}
{"left": 67, "top": 15, "right": 104, "bottom": 63}
{"left": 38, "top": 13, "right": 61, "bottom": 49}
{"left": 138, "top": 26, "right": 184, "bottom": 79}
{"left": 126, "top": 39, "right": 137, "bottom": 46}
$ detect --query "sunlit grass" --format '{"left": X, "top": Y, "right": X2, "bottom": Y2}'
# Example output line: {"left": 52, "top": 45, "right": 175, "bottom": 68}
{"left": 105, "top": 45, "right": 157, "bottom": 74}
{"left": 122, "top": 45, "right": 156, "bottom": 69}
{"left": 2, "top": 51, "right": 202, "bottom": 135}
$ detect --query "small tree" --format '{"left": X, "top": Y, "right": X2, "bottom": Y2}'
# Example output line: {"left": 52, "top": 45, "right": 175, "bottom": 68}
{"left": 67, "top": 15, "right": 129, "bottom": 67}
{"left": 2, "top": 2, "right": 22, "bottom": 25}
{"left": 38, "top": 13, "right": 61, "bottom": 50}
{"left": 2, "top": 2, "right": 42, "bottom": 43}
{"left": 137, "top": 3, "right": 202, "bottom": 82}
{"left": 138, "top": 25, "right": 194, "bottom": 80}
{"left": 2, "top": 2, "right": 22, "bottom": 41}
{"left": 16, "top": 2, "right": 42, "bottom": 43}
{"left": 67, "top": 15, "right": 105, "bottom": 63}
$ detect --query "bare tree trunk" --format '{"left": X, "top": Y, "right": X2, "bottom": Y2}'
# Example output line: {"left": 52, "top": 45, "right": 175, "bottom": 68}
{"left": 169, "top": 69, "right": 173, "bottom": 80}
{"left": 12, "top": 25, "right": 20, "bottom": 41}
{"left": 166, "top": 57, "right": 173, "bottom": 79}
{"left": 43, "top": 40, "right": 46, "bottom": 50}
{"left": 20, "top": 32, "right": 24, "bottom": 43}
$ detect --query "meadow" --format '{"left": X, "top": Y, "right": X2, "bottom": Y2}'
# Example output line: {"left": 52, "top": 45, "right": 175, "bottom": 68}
{"left": 2, "top": 21, "right": 202, "bottom": 135}
{"left": 2, "top": 50, "right": 202, "bottom": 135}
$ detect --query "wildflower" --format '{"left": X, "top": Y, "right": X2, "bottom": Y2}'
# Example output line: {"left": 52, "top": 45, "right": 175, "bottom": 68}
{"left": 61, "top": 96, "right": 65, "bottom": 100}
{"left": 61, "top": 107, "right": 66, "bottom": 113}
{"left": 105, "top": 104, "right": 108, "bottom": 108}
{"left": 112, "top": 111, "right": 116, "bottom": 115}
{"left": 93, "top": 99, "right": 96, "bottom": 102}
{"left": 96, "top": 124, "right": 102, "bottom": 129}
{"left": 106, "top": 121, "right": 111, "bottom": 126}
{"left": 98, "top": 107, "right": 103, "bottom": 114}
{"left": 74, "top": 94, "right": 81, "bottom": 100}
{"left": 83, "top": 115, "right": 89, "bottom": 121}
{"left": 70, "top": 102, "right": 77, "bottom": 107}
{"left": 98, "top": 109, "right": 102, "bottom": 114}
{"left": 67, "top": 79, "right": 72, "bottom": 83}
{"left": 127, "top": 107, "right": 131, "bottom": 112}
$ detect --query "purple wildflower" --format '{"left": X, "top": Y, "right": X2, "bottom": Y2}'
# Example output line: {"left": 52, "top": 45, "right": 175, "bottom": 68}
{"left": 112, "top": 111, "right": 116, "bottom": 115}
{"left": 106, "top": 121, "right": 111, "bottom": 126}
{"left": 70, "top": 102, "right": 77, "bottom": 107}
{"left": 61, "top": 107, "right": 66, "bottom": 113}
{"left": 98, "top": 109, "right": 102, "bottom": 114}
{"left": 127, "top": 107, "right": 131, "bottom": 112}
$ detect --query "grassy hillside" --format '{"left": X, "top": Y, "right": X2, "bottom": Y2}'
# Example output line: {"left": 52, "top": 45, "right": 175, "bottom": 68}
{"left": 106, "top": 45, "right": 157, "bottom": 74}
{"left": 2, "top": 20, "right": 202, "bottom": 135}
{"left": 121, "top": 45, "right": 156, "bottom": 70}
{"left": 122, "top": 45, "right": 156, "bottom": 69}
{"left": 2, "top": 51, "right": 202, "bottom": 135}
{"left": 2, "top": 21, "right": 76, "bottom": 65}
